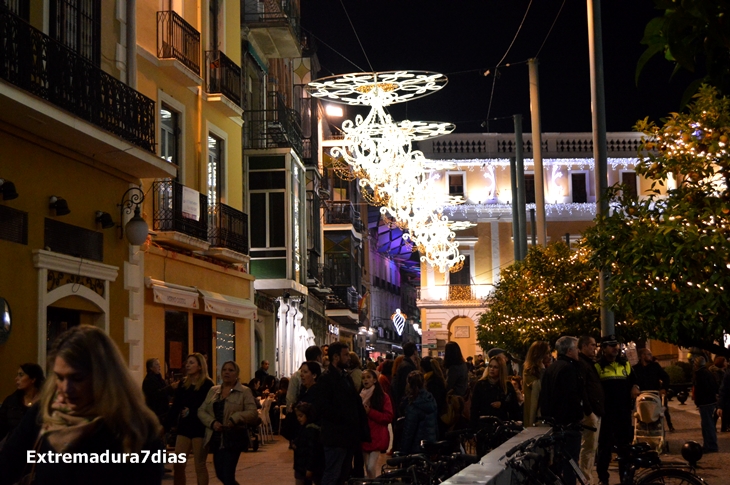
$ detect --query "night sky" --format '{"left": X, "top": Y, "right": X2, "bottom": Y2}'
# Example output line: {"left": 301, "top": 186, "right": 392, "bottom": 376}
{"left": 301, "top": 0, "right": 696, "bottom": 134}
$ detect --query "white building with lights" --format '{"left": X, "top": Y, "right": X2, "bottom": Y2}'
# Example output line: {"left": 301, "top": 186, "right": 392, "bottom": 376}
{"left": 415, "top": 131, "right": 650, "bottom": 358}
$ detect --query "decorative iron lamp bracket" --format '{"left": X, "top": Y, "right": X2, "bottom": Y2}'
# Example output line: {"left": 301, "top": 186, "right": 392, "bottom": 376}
{"left": 118, "top": 187, "right": 148, "bottom": 246}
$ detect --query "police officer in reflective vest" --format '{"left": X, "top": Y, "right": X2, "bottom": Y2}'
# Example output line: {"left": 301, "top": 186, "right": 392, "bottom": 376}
{"left": 594, "top": 335, "right": 640, "bottom": 485}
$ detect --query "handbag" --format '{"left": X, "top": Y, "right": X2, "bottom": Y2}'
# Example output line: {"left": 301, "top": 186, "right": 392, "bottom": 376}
{"left": 222, "top": 422, "right": 250, "bottom": 452}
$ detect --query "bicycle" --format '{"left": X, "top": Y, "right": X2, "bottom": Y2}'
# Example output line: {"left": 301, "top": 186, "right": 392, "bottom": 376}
{"left": 503, "top": 424, "right": 707, "bottom": 485}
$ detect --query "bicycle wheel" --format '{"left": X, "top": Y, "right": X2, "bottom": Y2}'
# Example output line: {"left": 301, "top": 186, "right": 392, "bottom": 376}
{"left": 637, "top": 468, "right": 705, "bottom": 485}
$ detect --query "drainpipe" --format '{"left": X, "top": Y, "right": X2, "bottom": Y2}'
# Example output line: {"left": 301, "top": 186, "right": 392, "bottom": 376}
{"left": 126, "top": 0, "right": 136, "bottom": 89}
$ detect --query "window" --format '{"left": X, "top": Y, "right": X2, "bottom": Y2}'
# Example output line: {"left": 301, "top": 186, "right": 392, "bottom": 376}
{"left": 165, "top": 310, "right": 189, "bottom": 375}
{"left": 250, "top": 192, "right": 285, "bottom": 248}
{"left": 215, "top": 319, "right": 235, "bottom": 382}
{"left": 207, "top": 134, "right": 224, "bottom": 204}
{"left": 622, "top": 171, "right": 638, "bottom": 199}
{"left": 3, "top": 0, "right": 29, "bottom": 20}
{"left": 50, "top": 0, "right": 101, "bottom": 66}
{"left": 571, "top": 173, "right": 587, "bottom": 203}
{"left": 193, "top": 314, "right": 213, "bottom": 371}
{"left": 448, "top": 174, "right": 464, "bottom": 197}
{"left": 524, "top": 174, "right": 535, "bottom": 204}
{"left": 160, "top": 105, "right": 180, "bottom": 170}
{"left": 208, "top": 0, "right": 223, "bottom": 51}
{"left": 449, "top": 255, "right": 471, "bottom": 285}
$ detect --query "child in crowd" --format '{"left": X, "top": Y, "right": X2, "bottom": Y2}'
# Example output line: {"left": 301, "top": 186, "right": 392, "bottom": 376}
{"left": 293, "top": 402, "right": 324, "bottom": 485}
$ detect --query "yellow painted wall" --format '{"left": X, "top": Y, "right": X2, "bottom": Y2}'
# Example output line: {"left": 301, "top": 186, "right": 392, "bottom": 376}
{"left": 143, "top": 247, "right": 255, "bottom": 381}
{"left": 0, "top": 127, "right": 132, "bottom": 398}
{"left": 448, "top": 317, "right": 477, "bottom": 360}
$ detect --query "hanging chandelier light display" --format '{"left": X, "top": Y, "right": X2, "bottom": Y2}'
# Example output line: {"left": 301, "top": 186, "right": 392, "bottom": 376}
{"left": 308, "top": 71, "right": 465, "bottom": 272}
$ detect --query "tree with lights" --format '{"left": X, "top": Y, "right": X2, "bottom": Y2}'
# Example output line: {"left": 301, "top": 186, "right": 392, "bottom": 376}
{"left": 476, "top": 242, "right": 642, "bottom": 357}
{"left": 584, "top": 85, "right": 730, "bottom": 356}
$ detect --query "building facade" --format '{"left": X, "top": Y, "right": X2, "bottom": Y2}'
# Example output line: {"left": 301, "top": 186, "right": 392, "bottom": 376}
{"left": 415, "top": 132, "right": 653, "bottom": 358}
{"left": 0, "top": 0, "right": 179, "bottom": 396}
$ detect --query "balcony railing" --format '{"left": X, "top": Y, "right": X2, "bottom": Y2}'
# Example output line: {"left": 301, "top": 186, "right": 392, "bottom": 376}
{"left": 208, "top": 203, "right": 249, "bottom": 255}
{"left": 329, "top": 285, "right": 360, "bottom": 313}
{"left": 308, "top": 263, "right": 335, "bottom": 287}
{"left": 0, "top": 9, "right": 155, "bottom": 152}
{"left": 157, "top": 10, "right": 201, "bottom": 75}
{"left": 244, "top": 92, "right": 304, "bottom": 157}
{"left": 325, "top": 201, "right": 363, "bottom": 232}
{"left": 152, "top": 180, "right": 208, "bottom": 241}
{"left": 205, "top": 50, "right": 241, "bottom": 106}
{"left": 417, "top": 284, "right": 494, "bottom": 303}
{"left": 242, "top": 0, "right": 301, "bottom": 41}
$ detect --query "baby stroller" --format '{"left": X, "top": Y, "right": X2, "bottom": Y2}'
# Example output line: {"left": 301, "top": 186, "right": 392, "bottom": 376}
{"left": 633, "top": 390, "right": 667, "bottom": 453}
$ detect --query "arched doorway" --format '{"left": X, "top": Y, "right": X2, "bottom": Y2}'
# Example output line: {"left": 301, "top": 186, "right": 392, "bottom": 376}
{"left": 448, "top": 316, "right": 477, "bottom": 360}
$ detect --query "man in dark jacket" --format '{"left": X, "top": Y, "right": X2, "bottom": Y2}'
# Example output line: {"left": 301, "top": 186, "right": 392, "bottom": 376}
{"left": 633, "top": 348, "right": 674, "bottom": 431}
{"left": 315, "top": 342, "right": 370, "bottom": 485}
{"left": 392, "top": 342, "right": 419, "bottom": 415}
{"left": 142, "top": 358, "right": 177, "bottom": 425}
{"left": 693, "top": 355, "right": 719, "bottom": 453}
{"left": 577, "top": 335, "right": 604, "bottom": 482}
{"left": 540, "top": 336, "right": 584, "bottom": 484}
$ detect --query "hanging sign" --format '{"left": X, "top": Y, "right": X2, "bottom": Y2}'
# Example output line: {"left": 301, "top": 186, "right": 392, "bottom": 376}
{"left": 182, "top": 186, "right": 200, "bottom": 221}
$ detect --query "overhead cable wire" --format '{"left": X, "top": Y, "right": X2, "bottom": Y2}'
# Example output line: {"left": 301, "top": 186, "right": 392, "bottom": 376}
{"left": 485, "top": 0, "right": 534, "bottom": 132}
{"left": 338, "top": 0, "right": 374, "bottom": 72}
{"left": 303, "top": 29, "right": 366, "bottom": 72}
{"left": 534, "top": 0, "right": 567, "bottom": 58}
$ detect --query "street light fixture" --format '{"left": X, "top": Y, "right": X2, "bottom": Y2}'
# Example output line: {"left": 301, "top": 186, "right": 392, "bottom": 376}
{"left": 118, "top": 187, "right": 148, "bottom": 246}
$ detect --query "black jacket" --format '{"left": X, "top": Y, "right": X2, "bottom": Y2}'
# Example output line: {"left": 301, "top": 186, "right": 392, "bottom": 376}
{"left": 0, "top": 390, "right": 29, "bottom": 442}
{"left": 578, "top": 353, "right": 605, "bottom": 417}
{"left": 633, "top": 361, "right": 670, "bottom": 392}
{"left": 392, "top": 358, "right": 417, "bottom": 414}
{"left": 470, "top": 379, "right": 521, "bottom": 424}
{"left": 0, "top": 404, "right": 163, "bottom": 485}
{"left": 142, "top": 372, "right": 172, "bottom": 422}
{"left": 539, "top": 355, "right": 585, "bottom": 425}
{"left": 293, "top": 423, "right": 324, "bottom": 480}
{"left": 314, "top": 367, "right": 370, "bottom": 449}
{"left": 165, "top": 378, "right": 214, "bottom": 437}
{"left": 693, "top": 366, "right": 719, "bottom": 406}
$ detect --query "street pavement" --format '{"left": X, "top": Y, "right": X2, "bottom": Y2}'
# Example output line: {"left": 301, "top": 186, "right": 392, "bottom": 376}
{"left": 168, "top": 399, "right": 727, "bottom": 484}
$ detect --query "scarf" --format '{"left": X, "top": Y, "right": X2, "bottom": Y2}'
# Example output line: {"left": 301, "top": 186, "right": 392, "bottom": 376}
{"left": 360, "top": 385, "right": 375, "bottom": 407}
{"left": 41, "top": 392, "right": 102, "bottom": 452}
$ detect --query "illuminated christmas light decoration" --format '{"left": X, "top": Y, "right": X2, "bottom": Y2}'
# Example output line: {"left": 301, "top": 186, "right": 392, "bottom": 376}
{"left": 309, "top": 71, "right": 466, "bottom": 272}
{"left": 391, "top": 308, "right": 407, "bottom": 335}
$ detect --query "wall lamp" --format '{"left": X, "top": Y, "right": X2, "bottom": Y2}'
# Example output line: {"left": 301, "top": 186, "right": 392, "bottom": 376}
{"left": 0, "top": 179, "right": 18, "bottom": 200}
{"left": 95, "top": 211, "right": 115, "bottom": 229}
{"left": 118, "top": 187, "right": 148, "bottom": 245}
{"left": 49, "top": 196, "right": 70, "bottom": 216}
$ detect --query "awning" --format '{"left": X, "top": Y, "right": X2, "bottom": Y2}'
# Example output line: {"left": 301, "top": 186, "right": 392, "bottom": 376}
{"left": 146, "top": 278, "right": 199, "bottom": 309}
{"left": 199, "top": 290, "right": 257, "bottom": 320}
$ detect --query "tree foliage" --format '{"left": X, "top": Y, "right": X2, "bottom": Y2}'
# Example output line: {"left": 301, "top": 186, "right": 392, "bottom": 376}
{"left": 584, "top": 85, "right": 730, "bottom": 356}
{"left": 636, "top": 0, "right": 730, "bottom": 102}
{"left": 476, "top": 243, "right": 644, "bottom": 358}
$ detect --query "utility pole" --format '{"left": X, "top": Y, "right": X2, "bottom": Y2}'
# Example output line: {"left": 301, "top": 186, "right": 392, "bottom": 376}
{"left": 528, "top": 59, "right": 547, "bottom": 246}
{"left": 587, "top": 0, "right": 614, "bottom": 337}
{"left": 514, "top": 114, "right": 527, "bottom": 261}
{"left": 509, "top": 157, "right": 521, "bottom": 262}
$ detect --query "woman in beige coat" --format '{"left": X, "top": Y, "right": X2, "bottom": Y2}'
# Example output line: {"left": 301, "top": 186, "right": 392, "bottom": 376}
{"left": 522, "top": 341, "right": 550, "bottom": 427}
{"left": 198, "top": 361, "right": 258, "bottom": 485}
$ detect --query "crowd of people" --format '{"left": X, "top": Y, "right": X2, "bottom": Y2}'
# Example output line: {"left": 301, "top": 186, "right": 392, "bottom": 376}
{"left": 0, "top": 326, "right": 729, "bottom": 485}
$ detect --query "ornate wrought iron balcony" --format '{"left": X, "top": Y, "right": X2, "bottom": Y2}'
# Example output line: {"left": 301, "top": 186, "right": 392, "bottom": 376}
{"left": 242, "top": 0, "right": 301, "bottom": 58}
{"left": 244, "top": 91, "right": 303, "bottom": 157}
{"left": 157, "top": 10, "right": 201, "bottom": 75}
{"left": 208, "top": 203, "right": 249, "bottom": 255}
{"left": 0, "top": 8, "right": 155, "bottom": 152}
{"left": 152, "top": 180, "right": 208, "bottom": 241}
{"left": 205, "top": 50, "right": 241, "bottom": 106}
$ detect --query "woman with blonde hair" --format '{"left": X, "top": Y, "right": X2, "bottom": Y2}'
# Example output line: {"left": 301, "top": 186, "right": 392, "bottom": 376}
{"left": 0, "top": 325, "right": 163, "bottom": 484}
{"left": 167, "top": 352, "right": 214, "bottom": 485}
{"left": 198, "top": 361, "right": 257, "bottom": 485}
{"left": 470, "top": 356, "right": 520, "bottom": 425}
{"left": 522, "top": 341, "right": 550, "bottom": 427}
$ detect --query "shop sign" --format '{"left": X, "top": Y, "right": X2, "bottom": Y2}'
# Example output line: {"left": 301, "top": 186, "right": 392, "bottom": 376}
{"left": 429, "top": 322, "right": 442, "bottom": 329}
